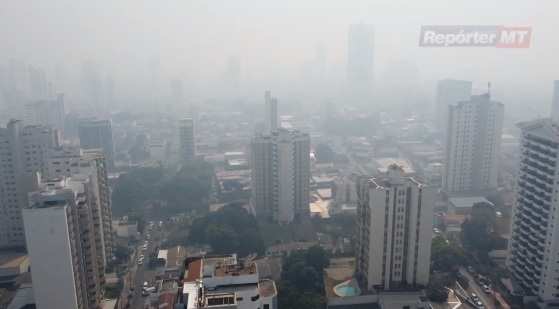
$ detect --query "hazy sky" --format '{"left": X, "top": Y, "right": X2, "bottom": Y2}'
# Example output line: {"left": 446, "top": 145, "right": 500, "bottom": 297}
{"left": 1, "top": 0, "right": 558, "bottom": 114}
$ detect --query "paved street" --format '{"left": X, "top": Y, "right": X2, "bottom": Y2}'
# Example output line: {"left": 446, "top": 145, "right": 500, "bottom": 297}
{"left": 459, "top": 268, "right": 495, "bottom": 309}
{"left": 128, "top": 225, "right": 161, "bottom": 309}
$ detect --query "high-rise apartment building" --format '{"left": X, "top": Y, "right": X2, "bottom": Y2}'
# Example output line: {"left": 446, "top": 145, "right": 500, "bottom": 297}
{"left": 356, "top": 164, "right": 434, "bottom": 291}
{"left": 435, "top": 79, "right": 472, "bottom": 131}
{"left": 507, "top": 118, "right": 559, "bottom": 308}
{"left": 250, "top": 129, "right": 310, "bottom": 224}
{"left": 24, "top": 93, "right": 65, "bottom": 134}
{"left": 552, "top": 81, "right": 559, "bottom": 123}
{"left": 23, "top": 177, "right": 105, "bottom": 309}
{"left": 47, "top": 147, "right": 113, "bottom": 266}
{"left": 78, "top": 119, "right": 115, "bottom": 169}
{"left": 178, "top": 118, "right": 195, "bottom": 162}
{"left": 0, "top": 120, "right": 59, "bottom": 248}
{"left": 264, "top": 91, "right": 278, "bottom": 133}
{"left": 443, "top": 93, "right": 504, "bottom": 194}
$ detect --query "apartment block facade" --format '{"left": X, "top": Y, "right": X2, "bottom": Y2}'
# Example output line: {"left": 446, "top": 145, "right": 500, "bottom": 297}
{"left": 356, "top": 165, "right": 434, "bottom": 291}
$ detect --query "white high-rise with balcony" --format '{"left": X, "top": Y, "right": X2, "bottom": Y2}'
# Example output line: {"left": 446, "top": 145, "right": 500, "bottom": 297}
{"left": 443, "top": 93, "right": 504, "bottom": 194}
{"left": 356, "top": 165, "right": 434, "bottom": 291}
{"left": 250, "top": 129, "right": 310, "bottom": 224}
{"left": 24, "top": 178, "right": 105, "bottom": 309}
{"left": 0, "top": 120, "right": 59, "bottom": 248}
{"left": 508, "top": 118, "right": 559, "bottom": 308}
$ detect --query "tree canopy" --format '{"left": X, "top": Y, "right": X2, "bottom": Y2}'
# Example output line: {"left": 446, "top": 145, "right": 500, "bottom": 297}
{"left": 111, "top": 160, "right": 213, "bottom": 216}
{"left": 431, "top": 236, "right": 466, "bottom": 272}
{"left": 278, "top": 246, "right": 329, "bottom": 309}
{"left": 189, "top": 204, "right": 265, "bottom": 256}
{"left": 461, "top": 202, "right": 499, "bottom": 255}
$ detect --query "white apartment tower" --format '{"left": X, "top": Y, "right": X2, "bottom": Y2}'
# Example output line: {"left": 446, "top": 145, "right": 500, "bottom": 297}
{"left": 443, "top": 93, "right": 504, "bottom": 194}
{"left": 507, "top": 118, "right": 559, "bottom": 308}
{"left": 250, "top": 129, "right": 310, "bottom": 224}
{"left": 552, "top": 80, "right": 559, "bottom": 123}
{"left": 23, "top": 178, "right": 105, "bottom": 309}
{"left": 356, "top": 165, "right": 434, "bottom": 291}
{"left": 435, "top": 79, "right": 472, "bottom": 131}
{"left": 0, "top": 120, "right": 60, "bottom": 248}
{"left": 47, "top": 147, "right": 113, "bottom": 266}
{"left": 178, "top": 118, "right": 195, "bottom": 162}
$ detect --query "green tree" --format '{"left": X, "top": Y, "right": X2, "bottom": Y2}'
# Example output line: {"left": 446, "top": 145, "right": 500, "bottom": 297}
{"left": 462, "top": 202, "right": 498, "bottom": 255}
{"left": 278, "top": 247, "right": 329, "bottom": 309}
{"left": 426, "top": 281, "right": 448, "bottom": 303}
{"left": 112, "top": 167, "right": 164, "bottom": 215}
{"left": 306, "top": 246, "right": 329, "bottom": 273}
{"left": 188, "top": 204, "right": 264, "bottom": 256}
{"left": 111, "top": 161, "right": 213, "bottom": 216}
{"left": 427, "top": 273, "right": 453, "bottom": 302}
{"left": 431, "top": 236, "right": 466, "bottom": 272}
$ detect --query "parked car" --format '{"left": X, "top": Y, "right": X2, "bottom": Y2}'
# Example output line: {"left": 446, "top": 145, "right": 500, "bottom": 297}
{"left": 482, "top": 284, "right": 491, "bottom": 294}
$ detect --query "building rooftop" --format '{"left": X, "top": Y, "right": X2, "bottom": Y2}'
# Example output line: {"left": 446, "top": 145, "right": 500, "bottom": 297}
{"left": 375, "top": 158, "right": 415, "bottom": 175}
{"left": 448, "top": 196, "right": 494, "bottom": 209}
{"left": 518, "top": 118, "right": 559, "bottom": 141}
{"left": 367, "top": 164, "right": 424, "bottom": 190}
{"left": 184, "top": 259, "right": 202, "bottom": 282}
{"left": 166, "top": 246, "right": 186, "bottom": 270}
{"left": 7, "top": 284, "right": 34, "bottom": 309}
{"left": 0, "top": 254, "right": 28, "bottom": 269}
{"left": 259, "top": 279, "right": 277, "bottom": 297}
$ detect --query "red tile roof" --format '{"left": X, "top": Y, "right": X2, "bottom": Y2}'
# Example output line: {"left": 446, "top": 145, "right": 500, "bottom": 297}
{"left": 184, "top": 259, "right": 202, "bottom": 282}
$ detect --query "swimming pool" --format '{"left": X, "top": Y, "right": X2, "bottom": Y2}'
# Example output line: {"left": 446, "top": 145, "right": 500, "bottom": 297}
{"left": 333, "top": 279, "right": 361, "bottom": 297}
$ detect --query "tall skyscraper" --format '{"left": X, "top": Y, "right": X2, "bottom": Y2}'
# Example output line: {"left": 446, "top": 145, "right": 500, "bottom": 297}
{"left": 552, "top": 80, "right": 559, "bottom": 123}
{"left": 78, "top": 119, "right": 115, "bottom": 169}
{"left": 250, "top": 128, "right": 310, "bottom": 224}
{"left": 264, "top": 90, "right": 278, "bottom": 134}
{"left": 24, "top": 93, "right": 65, "bottom": 134}
{"left": 443, "top": 93, "right": 504, "bottom": 194}
{"left": 435, "top": 79, "right": 472, "bottom": 130}
{"left": 356, "top": 165, "right": 434, "bottom": 291}
{"left": 47, "top": 147, "right": 113, "bottom": 266}
{"left": 24, "top": 177, "right": 106, "bottom": 309}
{"left": 178, "top": 118, "right": 195, "bottom": 162}
{"left": 0, "top": 120, "right": 60, "bottom": 248}
{"left": 507, "top": 118, "right": 559, "bottom": 308}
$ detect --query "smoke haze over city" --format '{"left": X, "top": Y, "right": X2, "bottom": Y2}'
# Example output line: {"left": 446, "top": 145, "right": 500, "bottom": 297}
{"left": 2, "top": 1, "right": 559, "bottom": 309}
{"left": 1, "top": 0, "right": 558, "bottom": 118}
